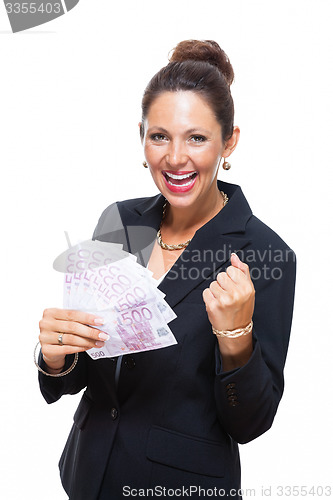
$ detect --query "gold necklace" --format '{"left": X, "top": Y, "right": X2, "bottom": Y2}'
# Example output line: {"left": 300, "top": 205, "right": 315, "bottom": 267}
{"left": 157, "top": 191, "right": 228, "bottom": 251}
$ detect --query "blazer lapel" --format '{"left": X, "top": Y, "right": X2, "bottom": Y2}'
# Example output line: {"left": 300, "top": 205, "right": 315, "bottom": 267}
{"left": 121, "top": 194, "right": 165, "bottom": 266}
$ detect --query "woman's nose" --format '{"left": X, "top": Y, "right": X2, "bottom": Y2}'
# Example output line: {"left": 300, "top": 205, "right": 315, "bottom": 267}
{"left": 166, "top": 141, "right": 188, "bottom": 168}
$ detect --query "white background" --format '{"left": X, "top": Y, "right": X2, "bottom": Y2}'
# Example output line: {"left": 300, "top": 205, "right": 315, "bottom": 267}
{"left": 1, "top": 1, "right": 332, "bottom": 498}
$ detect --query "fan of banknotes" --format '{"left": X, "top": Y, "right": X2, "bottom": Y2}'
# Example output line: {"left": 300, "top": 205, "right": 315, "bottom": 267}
{"left": 53, "top": 239, "right": 177, "bottom": 359}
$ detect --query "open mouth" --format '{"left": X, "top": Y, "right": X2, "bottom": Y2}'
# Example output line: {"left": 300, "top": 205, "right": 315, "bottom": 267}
{"left": 162, "top": 171, "right": 198, "bottom": 187}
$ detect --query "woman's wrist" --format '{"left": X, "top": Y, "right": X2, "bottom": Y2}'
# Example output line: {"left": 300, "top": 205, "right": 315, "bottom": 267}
{"left": 43, "top": 355, "right": 66, "bottom": 374}
{"left": 217, "top": 333, "right": 253, "bottom": 371}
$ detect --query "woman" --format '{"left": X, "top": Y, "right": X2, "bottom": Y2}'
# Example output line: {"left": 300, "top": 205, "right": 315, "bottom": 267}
{"left": 38, "top": 40, "right": 296, "bottom": 499}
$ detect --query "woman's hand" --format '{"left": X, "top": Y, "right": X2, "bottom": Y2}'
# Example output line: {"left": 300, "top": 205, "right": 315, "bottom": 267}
{"left": 202, "top": 253, "right": 255, "bottom": 370}
{"left": 39, "top": 308, "right": 108, "bottom": 373}
{"left": 203, "top": 253, "right": 255, "bottom": 331}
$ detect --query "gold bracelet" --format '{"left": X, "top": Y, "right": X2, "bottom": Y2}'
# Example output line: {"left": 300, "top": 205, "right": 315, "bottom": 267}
{"left": 34, "top": 342, "right": 79, "bottom": 377}
{"left": 212, "top": 320, "right": 253, "bottom": 339}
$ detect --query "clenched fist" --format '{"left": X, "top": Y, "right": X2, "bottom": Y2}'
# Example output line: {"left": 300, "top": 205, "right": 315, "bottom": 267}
{"left": 202, "top": 253, "right": 255, "bottom": 370}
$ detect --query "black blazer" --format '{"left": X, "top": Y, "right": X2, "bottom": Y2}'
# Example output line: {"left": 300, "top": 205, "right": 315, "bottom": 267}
{"left": 39, "top": 180, "right": 296, "bottom": 500}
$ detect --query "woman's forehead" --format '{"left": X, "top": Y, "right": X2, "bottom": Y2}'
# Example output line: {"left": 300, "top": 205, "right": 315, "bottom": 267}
{"left": 145, "top": 91, "right": 221, "bottom": 130}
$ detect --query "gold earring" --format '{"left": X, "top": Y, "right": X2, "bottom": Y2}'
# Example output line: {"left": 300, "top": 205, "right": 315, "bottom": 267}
{"left": 143, "top": 161, "right": 148, "bottom": 168}
{"left": 222, "top": 158, "right": 231, "bottom": 170}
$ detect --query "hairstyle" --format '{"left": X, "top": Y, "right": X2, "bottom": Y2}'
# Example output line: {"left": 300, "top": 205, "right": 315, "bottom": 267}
{"left": 140, "top": 40, "right": 235, "bottom": 143}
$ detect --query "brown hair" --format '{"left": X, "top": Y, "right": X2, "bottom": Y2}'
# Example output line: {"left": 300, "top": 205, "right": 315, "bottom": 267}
{"left": 140, "top": 40, "right": 235, "bottom": 142}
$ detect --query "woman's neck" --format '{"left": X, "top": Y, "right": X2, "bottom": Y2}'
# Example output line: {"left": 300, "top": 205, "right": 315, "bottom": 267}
{"left": 164, "top": 187, "right": 225, "bottom": 234}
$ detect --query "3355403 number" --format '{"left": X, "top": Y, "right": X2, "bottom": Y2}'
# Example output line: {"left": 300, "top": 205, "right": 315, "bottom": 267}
{"left": 276, "top": 485, "right": 332, "bottom": 496}
{"left": 5, "top": 3, "right": 62, "bottom": 14}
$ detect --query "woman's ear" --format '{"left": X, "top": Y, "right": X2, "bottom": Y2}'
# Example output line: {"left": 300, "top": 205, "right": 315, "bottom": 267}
{"left": 223, "top": 126, "right": 240, "bottom": 158}
{"left": 138, "top": 122, "right": 144, "bottom": 143}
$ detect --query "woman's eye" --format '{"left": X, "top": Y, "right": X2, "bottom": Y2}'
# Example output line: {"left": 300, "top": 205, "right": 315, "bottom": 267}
{"left": 190, "top": 135, "right": 206, "bottom": 143}
{"left": 150, "top": 133, "right": 167, "bottom": 142}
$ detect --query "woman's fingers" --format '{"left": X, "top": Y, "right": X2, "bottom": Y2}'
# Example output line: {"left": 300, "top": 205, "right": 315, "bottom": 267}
{"left": 208, "top": 279, "right": 241, "bottom": 311}
{"left": 39, "top": 328, "right": 106, "bottom": 348}
{"left": 43, "top": 307, "right": 104, "bottom": 326}
{"left": 216, "top": 271, "right": 234, "bottom": 291}
{"left": 230, "top": 252, "right": 251, "bottom": 278}
{"left": 39, "top": 308, "right": 109, "bottom": 364}
{"left": 202, "top": 288, "right": 214, "bottom": 307}
{"left": 40, "top": 317, "right": 107, "bottom": 342}
{"left": 40, "top": 308, "right": 107, "bottom": 341}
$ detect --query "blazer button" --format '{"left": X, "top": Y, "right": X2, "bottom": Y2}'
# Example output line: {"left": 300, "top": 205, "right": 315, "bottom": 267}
{"left": 230, "top": 401, "right": 239, "bottom": 407}
{"left": 124, "top": 357, "right": 136, "bottom": 369}
{"left": 226, "top": 383, "right": 236, "bottom": 390}
{"left": 111, "top": 408, "right": 118, "bottom": 420}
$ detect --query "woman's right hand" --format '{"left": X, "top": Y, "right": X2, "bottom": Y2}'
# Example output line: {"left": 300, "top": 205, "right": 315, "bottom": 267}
{"left": 39, "top": 308, "right": 108, "bottom": 373}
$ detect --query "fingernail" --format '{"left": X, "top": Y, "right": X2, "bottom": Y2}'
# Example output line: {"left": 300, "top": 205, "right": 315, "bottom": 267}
{"left": 98, "top": 332, "right": 110, "bottom": 341}
{"left": 95, "top": 341, "right": 105, "bottom": 347}
{"left": 231, "top": 252, "right": 238, "bottom": 258}
{"left": 94, "top": 317, "right": 105, "bottom": 325}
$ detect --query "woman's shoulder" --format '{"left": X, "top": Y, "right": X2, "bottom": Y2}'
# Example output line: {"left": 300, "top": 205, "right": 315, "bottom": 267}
{"left": 221, "top": 180, "right": 295, "bottom": 255}
{"left": 100, "top": 193, "right": 163, "bottom": 215}
{"left": 92, "top": 194, "right": 161, "bottom": 240}
{"left": 246, "top": 214, "right": 294, "bottom": 254}
{"left": 244, "top": 215, "right": 296, "bottom": 277}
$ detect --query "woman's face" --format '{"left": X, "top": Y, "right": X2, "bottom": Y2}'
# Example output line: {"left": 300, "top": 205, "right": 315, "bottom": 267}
{"left": 141, "top": 91, "right": 227, "bottom": 210}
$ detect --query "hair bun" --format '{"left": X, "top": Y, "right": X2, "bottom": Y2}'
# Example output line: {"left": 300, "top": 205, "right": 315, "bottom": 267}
{"left": 169, "top": 39, "right": 234, "bottom": 87}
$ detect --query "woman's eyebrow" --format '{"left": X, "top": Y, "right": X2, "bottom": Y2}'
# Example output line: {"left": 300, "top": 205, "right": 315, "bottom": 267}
{"left": 147, "top": 127, "right": 211, "bottom": 135}
{"left": 185, "top": 128, "right": 210, "bottom": 135}
{"left": 147, "top": 127, "right": 169, "bottom": 134}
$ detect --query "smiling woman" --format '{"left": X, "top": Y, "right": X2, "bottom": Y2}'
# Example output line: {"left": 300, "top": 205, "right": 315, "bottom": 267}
{"left": 37, "top": 40, "right": 296, "bottom": 500}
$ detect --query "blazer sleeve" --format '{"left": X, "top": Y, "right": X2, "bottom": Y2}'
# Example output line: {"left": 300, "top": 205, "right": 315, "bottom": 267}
{"left": 214, "top": 248, "right": 296, "bottom": 444}
{"left": 38, "top": 351, "right": 88, "bottom": 404}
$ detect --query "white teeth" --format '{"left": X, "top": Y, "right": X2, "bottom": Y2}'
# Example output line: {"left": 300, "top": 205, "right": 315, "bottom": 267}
{"left": 168, "top": 179, "right": 194, "bottom": 187}
{"left": 166, "top": 172, "right": 196, "bottom": 180}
